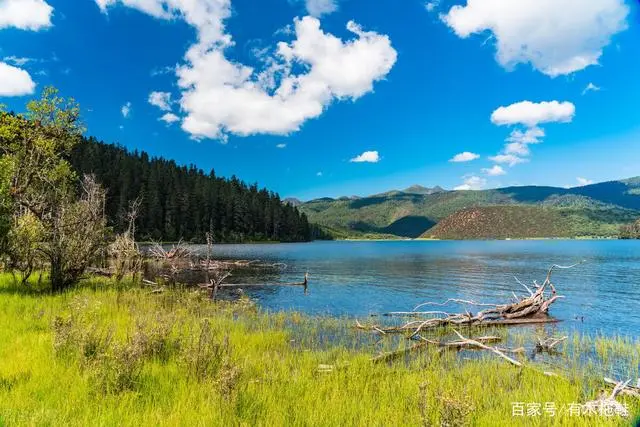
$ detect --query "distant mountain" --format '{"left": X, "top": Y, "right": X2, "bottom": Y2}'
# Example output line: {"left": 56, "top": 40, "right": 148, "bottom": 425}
{"left": 371, "top": 184, "right": 445, "bottom": 198}
{"left": 284, "top": 197, "right": 303, "bottom": 207}
{"left": 299, "top": 178, "right": 640, "bottom": 239}
{"left": 403, "top": 185, "right": 445, "bottom": 195}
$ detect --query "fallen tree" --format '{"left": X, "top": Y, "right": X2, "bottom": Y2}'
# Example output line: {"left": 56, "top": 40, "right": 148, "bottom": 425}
{"left": 357, "top": 263, "right": 582, "bottom": 334}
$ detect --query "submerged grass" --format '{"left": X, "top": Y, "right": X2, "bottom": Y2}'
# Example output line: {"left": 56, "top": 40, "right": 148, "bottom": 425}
{"left": 0, "top": 273, "right": 638, "bottom": 426}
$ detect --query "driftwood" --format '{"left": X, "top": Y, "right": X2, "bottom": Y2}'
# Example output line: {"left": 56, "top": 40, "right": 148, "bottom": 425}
{"left": 372, "top": 335, "right": 502, "bottom": 363}
{"left": 583, "top": 379, "right": 632, "bottom": 417}
{"left": 358, "top": 263, "right": 581, "bottom": 334}
{"left": 536, "top": 336, "right": 568, "bottom": 353}
{"left": 604, "top": 377, "right": 640, "bottom": 398}
{"left": 142, "top": 278, "right": 165, "bottom": 294}
{"left": 199, "top": 273, "right": 309, "bottom": 300}
{"left": 371, "top": 333, "right": 525, "bottom": 364}
{"left": 148, "top": 240, "right": 193, "bottom": 260}
{"left": 194, "top": 259, "right": 287, "bottom": 271}
{"left": 443, "top": 330, "right": 523, "bottom": 366}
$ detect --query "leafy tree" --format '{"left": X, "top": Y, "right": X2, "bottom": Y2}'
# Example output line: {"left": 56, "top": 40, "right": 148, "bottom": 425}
{"left": 5, "top": 211, "right": 44, "bottom": 285}
{"left": 0, "top": 88, "right": 109, "bottom": 290}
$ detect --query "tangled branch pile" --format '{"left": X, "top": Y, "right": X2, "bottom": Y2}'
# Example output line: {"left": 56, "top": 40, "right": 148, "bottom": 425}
{"left": 148, "top": 240, "right": 193, "bottom": 260}
{"left": 358, "top": 263, "right": 582, "bottom": 334}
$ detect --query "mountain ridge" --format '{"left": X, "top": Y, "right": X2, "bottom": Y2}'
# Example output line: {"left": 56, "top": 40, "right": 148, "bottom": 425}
{"left": 299, "top": 177, "right": 640, "bottom": 239}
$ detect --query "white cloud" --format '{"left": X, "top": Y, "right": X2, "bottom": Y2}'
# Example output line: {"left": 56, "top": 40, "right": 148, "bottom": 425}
{"left": 450, "top": 151, "right": 480, "bottom": 162}
{"left": 121, "top": 102, "right": 131, "bottom": 118}
{"left": 3, "top": 56, "right": 33, "bottom": 66}
{"left": 160, "top": 112, "right": 179, "bottom": 124}
{"left": 0, "top": 0, "right": 52, "bottom": 97}
{"left": 148, "top": 91, "right": 173, "bottom": 111}
{"left": 441, "top": 0, "right": 629, "bottom": 77}
{"left": 350, "top": 150, "right": 380, "bottom": 163}
{"left": 454, "top": 175, "right": 486, "bottom": 191}
{"left": 151, "top": 65, "right": 175, "bottom": 76}
{"left": 506, "top": 127, "right": 545, "bottom": 144}
{"left": 491, "top": 101, "right": 575, "bottom": 127}
{"left": 576, "top": 177, "right": 594, "bottom": 186}
{"left": 96, "top": 1, "right": 396, "bottom": 141}
{"left": 582, "top": 82, "right": 601, "bottom": 95}
{"left": 425, "top": 1, "right": 439, "bottom": 12}
{"left": 316, "top": 171, "right": 323, "bottom": 176}
{"left": 503, "top": 128, "right": 545, "bottom": 157}
{"left": 482, "top": 165, "right": 506, "bottom": 176}
{"left": 488, "top": 153, "right": 527, "bottom": 167}
{"left": 0, "top": 62, "right": 36, "bottom": 96}
{"left": 487, "top": 103, "right": 573, "bottom": 169}
{"left": 305, "top": 0, "right": 337, "bottom": 17}
{"left": 0, "top": 0, "right": 53, "bottom": 31}
{"left": 276, "top": 143, "right": 286, "bottom": 149}
{"left": 504, "top": 141, "right": 530, "bottom": 156}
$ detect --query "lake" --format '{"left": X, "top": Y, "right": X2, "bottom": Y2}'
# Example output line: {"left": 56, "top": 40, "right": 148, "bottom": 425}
{"left": 186, "top": 240, "right": 640, "bottom": 336}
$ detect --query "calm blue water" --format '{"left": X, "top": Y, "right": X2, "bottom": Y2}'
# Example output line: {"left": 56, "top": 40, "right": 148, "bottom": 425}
{"left": 196, "top": 240, "right": 640, "bottom": 336}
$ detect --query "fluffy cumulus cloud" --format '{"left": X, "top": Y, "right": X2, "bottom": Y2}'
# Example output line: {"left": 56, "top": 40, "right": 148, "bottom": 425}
{"left": 148, "top": 91, "right": 173, "bottom": 111}
{"left": 96, "top": 0, "right": 396, "bottom": 140}
{"left": 441, "top": 0, "right": 629, "bottom": 77}
{"left": 0, "top": 62, "right": 36, "bottom": 96}
{"left": 350, "top": 150, "right": 380, "bottom": 163}
{"left": 482, "top": 165, "right": 505, "bottom": 176}
{"left": 454, "top": 175, "right": 486, "bottom": 191}
{"left": 450, "top": 151, "right": 479, "bottom": 162}
{"left": 488, "top": 101, "right": 574, "bottom": 167}
{"left": 0, "top": 0, "right": 53, "bottom": 30}
{"left": 276, "top": 143, "right": 286, "bottom": 149}
{"left": 305, "top": 0, "right": 337, "bottom": 17}
{"left": 0, "top": 0, "right": 53, "bottom": 97}
{"left": 491, "top": 101, "right": 575, "bottom": 128}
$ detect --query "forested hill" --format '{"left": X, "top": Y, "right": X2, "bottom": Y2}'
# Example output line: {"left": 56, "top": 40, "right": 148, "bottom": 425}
{"left": 69, "top": 137, "right": 319, "bottom": 243}
{"left": 300, "top": 180, "right": 640, "bottom": 239}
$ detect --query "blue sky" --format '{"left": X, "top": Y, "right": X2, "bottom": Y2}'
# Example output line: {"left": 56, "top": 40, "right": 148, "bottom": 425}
{"left": 1, "top": 0, "right": 639, "bottom": 200}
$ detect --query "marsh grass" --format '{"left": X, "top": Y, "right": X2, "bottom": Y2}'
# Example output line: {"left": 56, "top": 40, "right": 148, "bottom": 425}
{"left": 0, "top": 273, "right": 638, "bottom": 426}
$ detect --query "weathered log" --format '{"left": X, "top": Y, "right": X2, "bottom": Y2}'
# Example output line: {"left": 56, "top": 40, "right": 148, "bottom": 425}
{"left": 371, "top": 335, "right": 505, "bottom": 363}
{"left": 450, "top": 329, "right": 522, "bottom": 367}
{"left": 604, "top": 377, "right": 640, "bottom": 398}
{"left": 217, "top": 273, "right": 308, "bottom": 289}
{"left": 583, "top": 379, "right": 631, "bottom": 418}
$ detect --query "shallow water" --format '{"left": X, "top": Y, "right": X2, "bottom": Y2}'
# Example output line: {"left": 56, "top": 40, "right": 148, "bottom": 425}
{"left": 183, "top": 240, "right": 640, "bottom": 337}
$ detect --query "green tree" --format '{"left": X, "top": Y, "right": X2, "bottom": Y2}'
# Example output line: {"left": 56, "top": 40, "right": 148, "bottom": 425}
{"left": 0, "top": 87, "right": 109, "bottom": 290}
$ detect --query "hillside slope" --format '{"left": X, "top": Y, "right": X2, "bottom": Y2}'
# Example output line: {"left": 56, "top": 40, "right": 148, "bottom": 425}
{"left": 299, "top": 179, "right": 640, "bottom": 239}
{"left": 420, "top": 206, "right": 635, "bottom": 240}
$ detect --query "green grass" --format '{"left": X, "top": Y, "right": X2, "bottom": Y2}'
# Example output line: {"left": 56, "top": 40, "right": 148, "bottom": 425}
{"left": 0, "top": 274, "right": 638, "bottom": 426}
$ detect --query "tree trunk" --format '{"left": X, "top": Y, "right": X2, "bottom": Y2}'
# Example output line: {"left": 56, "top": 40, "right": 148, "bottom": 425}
{"left": 50, "top": 257, "right": 65, "bottom": 292}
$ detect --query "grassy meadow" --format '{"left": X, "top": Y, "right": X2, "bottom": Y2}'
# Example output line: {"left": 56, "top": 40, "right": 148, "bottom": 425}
{"left": 0, "top": 273, "right": 638, "bottom": 426}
